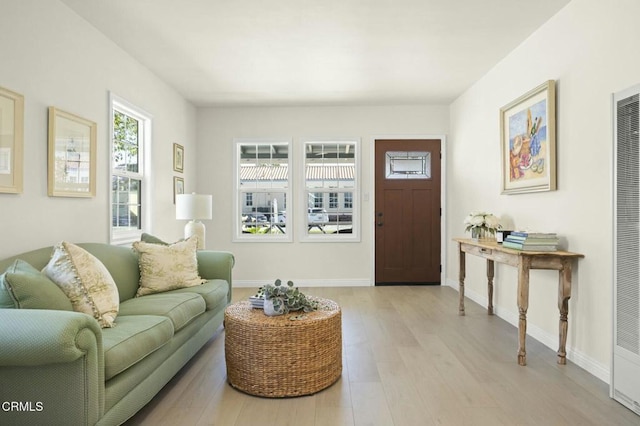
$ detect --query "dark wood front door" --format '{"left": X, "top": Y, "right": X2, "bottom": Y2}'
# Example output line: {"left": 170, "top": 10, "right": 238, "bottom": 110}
{"left": 375, "top": 139, "right": 441, "bottom": 285}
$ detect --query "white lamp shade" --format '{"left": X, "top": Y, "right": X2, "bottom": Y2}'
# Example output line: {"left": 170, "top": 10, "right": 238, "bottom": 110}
{"left": 176, "top": 193, "right": 212, "bottom": 220}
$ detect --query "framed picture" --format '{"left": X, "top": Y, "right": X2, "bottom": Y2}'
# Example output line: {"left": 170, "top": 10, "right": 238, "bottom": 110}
{"left": 48, "top": 107, "right": 97, "bottom": 197}
{"left": 173, "top": 143, "right": 184, "bottom": 173}
{"left": 500, "top": 80, "right": 556, "bottom": 195}
{"left": 0, "top": 86, "right": 24, "bottom": 194}
{"left": 173, "top": 176, "right": 184, "bottom": 204}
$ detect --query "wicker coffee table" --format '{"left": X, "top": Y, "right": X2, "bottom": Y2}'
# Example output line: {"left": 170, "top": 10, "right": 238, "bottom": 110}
{"left": 224, "top": 297, "right": 342, "bottom": 398}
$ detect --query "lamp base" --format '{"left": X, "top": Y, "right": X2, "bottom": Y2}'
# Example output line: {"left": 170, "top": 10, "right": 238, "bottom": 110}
{"left": 184, "top": 220, "right": 206, "bottom": 249}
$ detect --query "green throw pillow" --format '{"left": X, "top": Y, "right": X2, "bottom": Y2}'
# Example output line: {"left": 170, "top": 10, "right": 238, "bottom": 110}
{"left": 140, "top": 233, "right": 185, "bottom": 246}
{"left": 0, "top": 259, "right": 73, "bottom": 311}
{"left": 140, "top": 233, "right": 170, "bottom": 245}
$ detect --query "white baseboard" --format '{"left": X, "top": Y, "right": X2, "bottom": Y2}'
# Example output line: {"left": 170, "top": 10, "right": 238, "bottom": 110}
{"left": 234, "top": 278, "right": 372, "bottom": 288}
{"left": 444, "top": 278, "right": 610, "bottom": 383}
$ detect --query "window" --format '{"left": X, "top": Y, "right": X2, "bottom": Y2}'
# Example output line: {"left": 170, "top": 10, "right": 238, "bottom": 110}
{"left": 312, "top": 192, "right": 323, "bottom": 208}
{"left": 385, "top": 151, "right": 431, "bottom": 179}
{"left": 329, "top": 192, "right": 338, "bottom": 209}
{"left": 344, "top": 192, "right": 353, "bottom": 209}
{"left": 110, "top": 94, "right": 151, "bottom": 244}
{"left": 302, "top": 140, "right": 359, "bottom": 241}
{"left": 234, "top": 140, "right": 292, "bottom": 241}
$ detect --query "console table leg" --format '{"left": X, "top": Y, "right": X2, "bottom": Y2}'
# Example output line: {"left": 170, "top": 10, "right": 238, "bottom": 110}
{"left": 517, "top": 258, "right": 531, "bottom": 366}
{"left": 459, "top": 250, "right": 466, "bottom": 316}
{"left": 487, "top": 259, "right": 494, "bottom": 315}
{"left": 557, "top": 261, "right": 572, "bottom": 365}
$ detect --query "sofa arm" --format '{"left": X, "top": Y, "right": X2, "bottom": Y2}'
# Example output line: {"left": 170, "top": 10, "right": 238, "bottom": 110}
{"left": 0, "top": 309, "right": 104, "bottom": 426}
{"left": 197, "top": 250, "right": 235, "bottom": 302}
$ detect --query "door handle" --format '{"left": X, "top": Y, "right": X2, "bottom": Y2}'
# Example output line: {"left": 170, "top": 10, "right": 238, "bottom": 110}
{"left": 377, "top": 222, "right": 384, "bottom": 227}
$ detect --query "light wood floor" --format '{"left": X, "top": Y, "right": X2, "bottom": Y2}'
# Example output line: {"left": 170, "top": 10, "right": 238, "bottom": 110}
{"left": 124, "top": 286, "right": 639, "bottom": 426}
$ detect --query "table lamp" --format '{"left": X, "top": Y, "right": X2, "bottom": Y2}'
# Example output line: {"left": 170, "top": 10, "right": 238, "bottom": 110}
{"left": 176, "top": 193, "right": 212, "bottom": 249}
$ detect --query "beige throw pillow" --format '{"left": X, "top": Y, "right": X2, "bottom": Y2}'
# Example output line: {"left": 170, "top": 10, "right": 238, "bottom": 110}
{"left": 133, "top": 236, "right": 205, "bottom": 297}
{"left": 42, "top": 242, "right": 119, "bottom": 328}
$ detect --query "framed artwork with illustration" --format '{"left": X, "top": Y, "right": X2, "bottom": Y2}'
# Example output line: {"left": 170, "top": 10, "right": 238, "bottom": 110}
{"left": 173, "top": 143, "right": 184, "bottom": 173}
{"left": 48, "top": 107, "right": 97, "bottom": 197}
{"left": 500, "top": 80, "right": 556, "bottom": 195}
{"left": 0, "top": 86, "right": 24, "bottom": 194}
{"left": 174, "top": 176, "right": 184, "bottom": 204}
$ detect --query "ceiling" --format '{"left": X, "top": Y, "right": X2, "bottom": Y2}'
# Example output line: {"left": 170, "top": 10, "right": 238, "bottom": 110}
{"left": 60, "top": 0, "right": 570, "bottom": 107}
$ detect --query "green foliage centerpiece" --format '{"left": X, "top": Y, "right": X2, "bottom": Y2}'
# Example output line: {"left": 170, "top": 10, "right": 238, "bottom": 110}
{"left": 262, "top": 279, "right": 318, "bottom": 316}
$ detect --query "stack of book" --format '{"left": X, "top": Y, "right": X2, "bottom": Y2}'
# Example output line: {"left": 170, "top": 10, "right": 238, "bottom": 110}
{"left": 249, "top": 295, "right": 264, "bottom": 309}
{"left": 502, "top": 231, "right": 559, "bottom": 252}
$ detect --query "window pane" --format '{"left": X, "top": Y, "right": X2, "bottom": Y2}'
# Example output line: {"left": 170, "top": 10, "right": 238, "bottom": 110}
{"left": 385, "top": 151, "right": 431, "bottom": 179}
{"left": 112, "top": 175, "right": 141, "bottom": 229}
{"left": 113, "top": 110, "right": 140, "bottom": 173}
{"left": 240, "top": 191, "right": 287, "bottom": 235}
{"left": 305, "top": 142, "right": 356, "bottom": 190}
{"left": 239, "top": 143, "right": 288, "bottom": 189}
{"left": 306, "top": 191, "right": 353, "bottom": 235}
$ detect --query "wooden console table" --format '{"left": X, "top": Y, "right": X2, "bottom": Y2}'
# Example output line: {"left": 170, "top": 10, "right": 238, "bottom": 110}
{"left": 454, "top": 238, "right": 584, "bottom": 366}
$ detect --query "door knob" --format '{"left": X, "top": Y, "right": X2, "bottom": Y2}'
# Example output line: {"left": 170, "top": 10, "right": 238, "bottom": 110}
{"left": 377, "top": 222, "right": 384, "bottom": 227}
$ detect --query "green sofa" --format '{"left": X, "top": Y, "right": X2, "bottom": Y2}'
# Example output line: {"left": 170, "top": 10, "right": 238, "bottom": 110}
{"left": 0, "top": 243, "right": 234, "bottom": 426}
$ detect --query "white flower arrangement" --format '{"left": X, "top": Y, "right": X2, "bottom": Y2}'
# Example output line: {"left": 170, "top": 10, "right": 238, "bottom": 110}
{"left": 464, "top": 211, "right": 501, "bottom": 238}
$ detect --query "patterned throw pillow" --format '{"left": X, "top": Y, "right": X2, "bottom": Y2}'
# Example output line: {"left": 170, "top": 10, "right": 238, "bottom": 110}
{"left": 132, "top": 236, "right": 205, "bottom": 297}
{"left": 42, "top": 242, "right": 119, "bottom": 328}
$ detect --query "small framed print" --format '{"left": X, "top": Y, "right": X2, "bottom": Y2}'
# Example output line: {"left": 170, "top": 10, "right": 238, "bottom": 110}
{"left": 174, "top": 176, "right": 184, "bottom": 204}
{"left": 48, "top": 107, "right": 97, "bottom": 197}
{"left": 0, "top": 86, "right": 24, "bottom": 194}
{"left": 173, "top": 143, "right": 184, "bottom": 173}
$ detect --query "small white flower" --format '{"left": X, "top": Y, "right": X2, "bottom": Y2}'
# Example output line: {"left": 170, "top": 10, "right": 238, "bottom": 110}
{"left": 484, "top": 214, "right": 501, "bottom": 230}
{"left": 470, "top": 215, "right": 484, "bottom": 226}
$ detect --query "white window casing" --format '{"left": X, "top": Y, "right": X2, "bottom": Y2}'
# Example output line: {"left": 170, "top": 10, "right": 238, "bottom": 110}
{"left": 109, "top": 93, "right": 152, "bottom": 245}
{"left": 233, "top": 138, "right": 293, "bottom": 242}
{"left": 300, "top": 139, "right": 360, "bottom": 242}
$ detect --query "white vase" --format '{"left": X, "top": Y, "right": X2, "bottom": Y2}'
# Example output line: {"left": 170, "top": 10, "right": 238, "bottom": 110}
{"left": 263, "top": 297, "right": 285, "bottom": 316}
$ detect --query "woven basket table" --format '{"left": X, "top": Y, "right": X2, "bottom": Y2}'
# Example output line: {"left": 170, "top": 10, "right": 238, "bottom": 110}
{"left": 224, "top": 297, "right": 342, "bottom": 398}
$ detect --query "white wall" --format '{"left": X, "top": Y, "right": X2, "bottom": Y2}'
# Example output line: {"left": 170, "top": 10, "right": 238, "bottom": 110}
{"left": 447, "top": 0, "right": 640, "bottom": 381}
{"left": 0, "top": 1, "right": 196, "bottom": 259}
{"left": 197, "top": 105, "right": 448, "bottom": 285}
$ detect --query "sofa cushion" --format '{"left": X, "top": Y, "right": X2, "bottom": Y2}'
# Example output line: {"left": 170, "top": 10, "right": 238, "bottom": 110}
{"left": 0, "top": 259, "right": 73, "bottom": 311}
{"left": 102, "top": 315, "right": 174, "bottom": 380}
{"left": 164, "top": 279, "right": 228, "bottom": 312}
{"left": 42, "top": 241, "right": 120, "bottom": 328}
{"left": 132, "top": 236, "right": 205, "bottom": 296}
{"left": 118, "top": 292, "right": 205, "bottom": 332}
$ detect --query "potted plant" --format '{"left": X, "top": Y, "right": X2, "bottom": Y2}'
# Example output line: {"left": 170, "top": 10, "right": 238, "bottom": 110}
{"left": 464, "top": 211, "right": 501, "bottom": 240}
{"left": 262, "top": 279, "right": 318, "bottom": 316}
